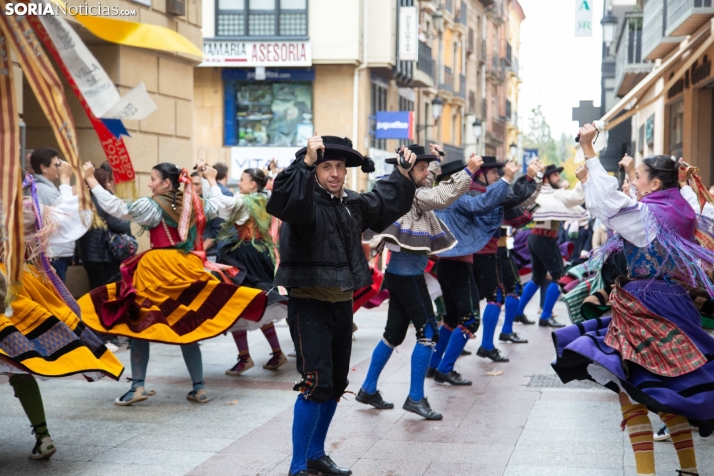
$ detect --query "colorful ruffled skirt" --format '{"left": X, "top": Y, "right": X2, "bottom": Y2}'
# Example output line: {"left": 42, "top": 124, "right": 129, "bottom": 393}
{"left": 0, "top": 265, "right": 123, "bottom": 380}
{"left": 78, "top": 249, "right": 267, "bottom": 344}
{"left": 552, "top": 278, "right": 714, "bottom": 436}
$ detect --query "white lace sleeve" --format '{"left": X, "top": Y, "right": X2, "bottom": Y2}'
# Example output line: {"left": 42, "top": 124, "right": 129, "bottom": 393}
{"left": 91, "top": 185, "right": 162, "bottom": 228}
{"left": 583, "top": 158, "right": 653, "bottom": 247}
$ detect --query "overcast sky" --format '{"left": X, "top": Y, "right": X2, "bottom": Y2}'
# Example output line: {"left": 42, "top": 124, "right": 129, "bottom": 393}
{"left": 517, "top": 0, "right": 605, "bottom": 139}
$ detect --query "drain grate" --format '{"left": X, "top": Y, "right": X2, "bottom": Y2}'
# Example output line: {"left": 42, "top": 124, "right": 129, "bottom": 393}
{"left": 527, "top": 374, "right": 603, "bottom": 390}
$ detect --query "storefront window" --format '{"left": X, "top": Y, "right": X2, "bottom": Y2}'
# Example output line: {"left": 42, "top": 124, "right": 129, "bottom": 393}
{"left": 224, "top": 72, "right": 314, "bottom": 147}
{"left": 669, "top": 100, "right": 684, "bottom": 159}
{"left": 216, "top": 0, "right": 307, "bottom": 37}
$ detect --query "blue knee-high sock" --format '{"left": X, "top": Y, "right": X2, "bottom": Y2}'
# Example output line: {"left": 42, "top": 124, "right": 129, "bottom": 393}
{"left": 180, "top": 343, "right": 204, "bottom": 391}
{"left": 516, "top": 281, "right": 538, "bottom": 316}
{"left": 307, "top": 399, "right": 338, "bottom": 461}
{"left": 409, "top": 325, "right": 434, "bottom": 401}
{"left": 361, "top": 340, "right": 394, "bottom": 394}
{"left": 429, "top": 325, "right": 453, "bottom": 370}
{"left": 539, "top": 282, "right": 561, "bottom": 320}
{"left": 290, "top": 396, "right": 321, "bottom": 474}
{"left": 437, "top": 325, "right": 470, "bottom": 374}
{"left": 480, "top": 303, "right": 501, "bottom": 351}
{"left": 501, "top": 295, "right": 519, "bottom": 335}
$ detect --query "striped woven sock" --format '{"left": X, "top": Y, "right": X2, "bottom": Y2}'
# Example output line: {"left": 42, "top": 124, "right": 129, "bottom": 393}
{"left": 659, "top": 413, "right": 698, "bottom": 475}
{"left": 621, "top": 403, "right": 655, "bottom": 476}
{"left": 261, "top": 323, "right": 282, "bottom": 353}
{"left": 231, "top": 330, "right": 250, "bottom": 357}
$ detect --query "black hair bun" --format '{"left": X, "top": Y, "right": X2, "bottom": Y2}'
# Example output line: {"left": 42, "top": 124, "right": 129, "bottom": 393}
{"left": 361, "top": 156, "right": 375, "bottom": 174}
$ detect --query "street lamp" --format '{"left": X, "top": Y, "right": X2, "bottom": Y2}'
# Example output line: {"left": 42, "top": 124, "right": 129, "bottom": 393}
{"left": 509, "top": 142, "right": 518, "bottom": 160}
{"left": 431, "top": 97, "right": 444, "bottom": 123}
{"left": 472, "top": 119, "right": 482, "bottom": 142}
{"left": 601, "top": 10, "right": 617, "bottom": 47}
{"left": 433, "top": 9, "right": 444, "bottom": 34}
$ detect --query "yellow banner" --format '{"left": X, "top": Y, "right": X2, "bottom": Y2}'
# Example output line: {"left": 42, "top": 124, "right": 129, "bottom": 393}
{"left": 71, "top": 14, "right": 202, "bottom": 59}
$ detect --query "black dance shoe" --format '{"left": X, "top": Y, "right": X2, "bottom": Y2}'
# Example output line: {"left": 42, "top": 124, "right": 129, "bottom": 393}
{"left": 355, "top": 389, "right": 394, "bottom": 409}
{"left": 403, "top": 396, "right": 443, "bottom": 420}
{"left": 514, "top": 313, "right": 535, "bottom": 325}
{"left": 307, "top": 455, "right": 352, "bottom": 475}
{"left": 434, "top": 370, "right": 472, "bottom": 386}
{"left": 499, "top": 332, "right": 529, "bottom": 344}
{"left": 425, "top": 367, "right": 436, "bottom": 378}
{"left": 289, "top": 471, "right": 309, "bottom": 476}
{"left": 460, "top": 349, "right": 472, "bottom": 356}
{"left": 476, "top": 346, "right": 510, "bottom": 362}
{"left": 538, "top": 317, "right": 565, "bottom": 328}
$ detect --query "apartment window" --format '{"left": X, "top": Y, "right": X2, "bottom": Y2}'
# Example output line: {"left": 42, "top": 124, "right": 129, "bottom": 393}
{"left": 468, "top": 92, "right": 475, "bottom": 114}
{"left": 216, "top": 0, "right": 307, "bottom": 37}
{"left": 370, "top": 81, "right": 388, "bottom": 150}
{"left": 669, "top": 100, "right": 684, "bottom": 159}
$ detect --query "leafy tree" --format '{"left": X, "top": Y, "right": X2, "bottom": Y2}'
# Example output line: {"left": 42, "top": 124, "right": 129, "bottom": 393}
{"left": 523, "top": 105, "right": 558, "bottom": 164}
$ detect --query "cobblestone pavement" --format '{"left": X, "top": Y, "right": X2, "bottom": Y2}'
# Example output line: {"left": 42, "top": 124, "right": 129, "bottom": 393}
{"left": 1, "top": 297, "right": 713, "bottom": 476}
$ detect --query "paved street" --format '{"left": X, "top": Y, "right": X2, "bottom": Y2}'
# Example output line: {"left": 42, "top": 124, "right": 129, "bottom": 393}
{"left": 1, "top": 297, "right": 713, "bottom": 476}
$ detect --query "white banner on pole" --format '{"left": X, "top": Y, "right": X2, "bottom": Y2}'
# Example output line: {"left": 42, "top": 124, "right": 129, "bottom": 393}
{"left": 37, "top": 0, "right": 157, "bottom": 120}
{"left": 574, "top": 0, "right": 593, "bottom": 37}
{"left": 398, "top": 6, "right": 418, "bottom": 62}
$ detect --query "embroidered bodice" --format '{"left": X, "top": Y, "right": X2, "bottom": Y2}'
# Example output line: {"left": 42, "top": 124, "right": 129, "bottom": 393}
{"left": 624, "top": 239, "right": 679, "bottom": 280}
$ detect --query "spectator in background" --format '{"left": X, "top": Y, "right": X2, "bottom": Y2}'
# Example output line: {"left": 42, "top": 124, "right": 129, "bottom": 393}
{"left": 30, "top": 147, "right": 77, "bottom": 282}
{"left": 78, "top": 166, "right": 132, "bottom": 289}
{"left": 213, "top": 162, "right": 233, "bottom": 197}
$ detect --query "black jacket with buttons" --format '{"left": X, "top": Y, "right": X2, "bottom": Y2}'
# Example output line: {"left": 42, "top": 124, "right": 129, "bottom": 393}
{"left": 267, "top": 157, "right": 416, "bottom": 290}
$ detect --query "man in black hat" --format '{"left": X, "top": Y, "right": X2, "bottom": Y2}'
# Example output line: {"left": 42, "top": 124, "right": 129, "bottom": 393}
{"left": 267, "top": 134, "right": 416, "bottom": 476}
{"left": 427, "top": 156, "right": 518, "bottom": 385}
{"left": 469, "top": 157, "right": 545, "bottom": 362}
{"left": 512, "top": 163, "right": 588, "bottom": 328}
{"left": 356, "top": 144, "right": 482, "bottom": 420}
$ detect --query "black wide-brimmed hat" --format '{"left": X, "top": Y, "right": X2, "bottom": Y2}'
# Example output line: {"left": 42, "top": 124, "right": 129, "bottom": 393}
{"left": 436, "top": 159, "right": 466, "bottom": 182}
{"left": 295, "top": 136, "right": 367, "bottom": 169}
{"left": 481, "top": 156, "right": 506, "bottom": 169}
{"left": 544, "top": 164, "right": 564, "bottom": 177}
{"left": 385, "top": 144, "right": 439, "bottom": 165}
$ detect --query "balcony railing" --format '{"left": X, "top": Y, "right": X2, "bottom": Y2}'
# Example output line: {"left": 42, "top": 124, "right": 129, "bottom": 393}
{"left": 417, "top": 41, "right": 435, "bottom": 81}
{"left": 486, "top": 56, "right": 503, "bottom": 82}
{"left": 666, "top": 0, "right": 714, "bottom": 37}
{"left": 488, "top": 118, "right": 506, "bottom": 143}
{"left": 441, "top": 66, "right": 454, "bottom": 92}
{"left": 456, "top": 2, "right": 467, "bottom": 24}
{"left": 458, "top": 74, "right": 466, "bottom": 99}
{"left": 615, "top": 11, "right": 654, "bottom": 97}
{"left": 643, "top": 0, "right": 685, "bottom": 60}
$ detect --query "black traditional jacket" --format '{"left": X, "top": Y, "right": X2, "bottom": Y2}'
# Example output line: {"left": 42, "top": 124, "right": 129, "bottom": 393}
{"left": 267, "top": 157, "right": 415, "bottom": 290}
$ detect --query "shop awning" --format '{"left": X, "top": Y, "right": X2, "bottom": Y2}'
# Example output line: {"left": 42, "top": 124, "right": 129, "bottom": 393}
{"left": 602, "top": 20, "right": 714, "bottom": 131}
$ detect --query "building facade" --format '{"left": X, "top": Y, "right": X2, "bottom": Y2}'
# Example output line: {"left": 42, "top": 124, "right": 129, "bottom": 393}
{"left": 19, "top": 0, "right": 203, "bottom": 190}
{"left": 196, "top": 0, "right": 526, "bottom": 189}
{"left": 601, "top": 0, "right": 714, "bottom": 184}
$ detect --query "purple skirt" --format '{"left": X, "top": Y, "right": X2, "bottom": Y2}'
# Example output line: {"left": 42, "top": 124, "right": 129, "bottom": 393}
{"left": 552, "top": 278, "right": 714, "bottom": 437}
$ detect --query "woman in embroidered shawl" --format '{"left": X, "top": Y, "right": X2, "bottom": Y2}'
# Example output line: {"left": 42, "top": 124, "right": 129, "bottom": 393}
{"left": 77, "top": 162, "right": 267, "bottom": 406}
{"left": 1, "top": 181, "right": 124, "bottom": 460}
{"left": 552, "top": 124, "right": 714, "bottom": 476}
{"left": 209, "top": 167, "right": 288, "bottom": 375}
